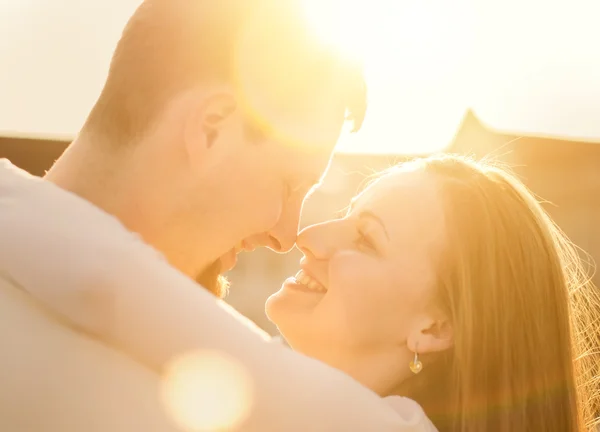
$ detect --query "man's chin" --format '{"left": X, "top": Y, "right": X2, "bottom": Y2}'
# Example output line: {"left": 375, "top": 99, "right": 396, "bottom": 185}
{"left": 195, "top": 259, "right": 230, "bottom": 298}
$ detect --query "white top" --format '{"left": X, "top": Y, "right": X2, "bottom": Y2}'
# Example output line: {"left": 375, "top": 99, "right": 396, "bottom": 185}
{"left": 0, "top": 159, "right": 437, "bottom": 432}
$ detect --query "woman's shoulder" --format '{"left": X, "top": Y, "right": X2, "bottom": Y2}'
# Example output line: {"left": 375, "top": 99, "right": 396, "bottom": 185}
{"left": 384, "top": 396, "right": 439, "bottom": 432}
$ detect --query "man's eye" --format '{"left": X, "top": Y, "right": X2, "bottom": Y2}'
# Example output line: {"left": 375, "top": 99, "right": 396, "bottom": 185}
{"left": 283, "top": 183, "right": 293, "bottom": 200}
{"left": 285, "top": 182, "right": 303, "bottom": 199}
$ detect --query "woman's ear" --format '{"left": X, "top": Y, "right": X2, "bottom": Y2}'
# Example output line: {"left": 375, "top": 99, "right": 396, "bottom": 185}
{"left": 407, "top": 315, "right": 453, "bottom": 355}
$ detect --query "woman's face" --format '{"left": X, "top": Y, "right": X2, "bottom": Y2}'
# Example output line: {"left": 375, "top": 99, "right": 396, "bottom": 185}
{"left": 266, "top": 169, "right": 449, "bottom": 388}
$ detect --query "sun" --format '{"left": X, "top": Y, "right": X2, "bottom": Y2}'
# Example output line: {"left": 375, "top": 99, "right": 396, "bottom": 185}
{"left": 302, "top": 0, "right": 474, "bottom": 155}
{"left": 301, "top": 0, "right": 376, "bottom": 62}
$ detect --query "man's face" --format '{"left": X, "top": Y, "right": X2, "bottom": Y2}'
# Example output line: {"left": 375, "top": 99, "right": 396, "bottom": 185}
{"left": 195, "top": 260, "right": 228, "bottom": 298}
{"left": 171, "top": 91, "right": 347, "bottom": 296}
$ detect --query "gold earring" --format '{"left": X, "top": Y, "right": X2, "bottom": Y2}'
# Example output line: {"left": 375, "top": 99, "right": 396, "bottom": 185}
{"left": 409, "top": 349, "right": 423, "bottom": 374}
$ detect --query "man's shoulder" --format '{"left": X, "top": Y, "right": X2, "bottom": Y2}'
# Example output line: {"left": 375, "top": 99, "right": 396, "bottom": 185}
{"left": 269, "top": 335, "right": 290, "bottom": 346}
{"left": 0, "top": 273, "right": 184, "bottom": 432}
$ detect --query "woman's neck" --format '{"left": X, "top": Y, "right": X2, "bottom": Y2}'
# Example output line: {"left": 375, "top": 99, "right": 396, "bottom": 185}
{"left": 322, "top": 348, "right": 413, "bottom": 396}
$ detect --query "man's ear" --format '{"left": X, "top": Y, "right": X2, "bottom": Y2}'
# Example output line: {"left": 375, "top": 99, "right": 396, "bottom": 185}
{"left": 407, "top": 315, "right": 453, "bottom": 355}
{"left": 184, "top": 92, "right": 237, "bottom": 166}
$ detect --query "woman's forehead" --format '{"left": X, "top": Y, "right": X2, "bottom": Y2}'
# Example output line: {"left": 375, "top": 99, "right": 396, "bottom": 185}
{"left": 354, "top": 170, "right": 433, "bottom": 211}
{"left": 353, "top": 170, "right": 446, "bottom": 245}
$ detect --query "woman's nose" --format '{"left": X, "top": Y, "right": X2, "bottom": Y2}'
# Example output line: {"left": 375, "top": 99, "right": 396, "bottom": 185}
{"left": 296, "top": 221, "right": 337, "bottom": 260}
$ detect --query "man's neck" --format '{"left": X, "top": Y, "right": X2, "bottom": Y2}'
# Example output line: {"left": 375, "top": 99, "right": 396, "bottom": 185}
{"left": 44, "top": 136, "right": 163, "bottom": 243}
{"left": 46, "top": 138, "right": 124, "bottom": 214}
{"left": 44, "top": 135, "right": 200, "bottom": 279}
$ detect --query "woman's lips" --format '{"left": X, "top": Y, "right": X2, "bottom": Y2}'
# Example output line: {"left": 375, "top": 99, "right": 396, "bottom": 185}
{"left": 283, "top": 269, "right": 327, "bottom": 293}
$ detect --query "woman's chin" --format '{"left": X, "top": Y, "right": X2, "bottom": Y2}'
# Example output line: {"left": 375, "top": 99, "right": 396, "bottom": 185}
{"left": 265, "top": 283, "right": 326, "bottom": 346}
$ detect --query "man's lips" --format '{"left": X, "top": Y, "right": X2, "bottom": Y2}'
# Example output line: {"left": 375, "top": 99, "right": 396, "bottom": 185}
{"left": 219, "top": 240, "right": 256, "bottom": 272}
{"left": 241, "top": 240, "right": 256, "bottom": 252}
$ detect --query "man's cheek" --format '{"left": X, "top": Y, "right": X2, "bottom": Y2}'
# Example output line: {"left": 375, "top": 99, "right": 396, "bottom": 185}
{"left": 254, "top": 187, "right": 283, "bottom": 231}
{"left": 195, "top": 261, "right": 222, "bottom": 296}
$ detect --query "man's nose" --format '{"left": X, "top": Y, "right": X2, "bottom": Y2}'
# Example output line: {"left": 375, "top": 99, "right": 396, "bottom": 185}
{"left": 266, "top": 200, "right": 302, "bottom": 253}
{"left": 266, "top": 224, "right": 298, "bottom": 253}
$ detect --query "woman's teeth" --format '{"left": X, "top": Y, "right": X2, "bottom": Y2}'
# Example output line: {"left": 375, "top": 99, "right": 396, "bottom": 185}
{"left": 294, "top": 269, "right": 327, "bottom": 292}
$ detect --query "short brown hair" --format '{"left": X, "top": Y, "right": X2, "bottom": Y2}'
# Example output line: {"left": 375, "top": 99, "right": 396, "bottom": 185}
{"left": 82, "top": 0, "right": 366, "bottom": 144}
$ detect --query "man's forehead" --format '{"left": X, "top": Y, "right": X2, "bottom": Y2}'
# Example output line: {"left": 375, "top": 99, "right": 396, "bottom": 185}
{"left": 265, "top": 114, "right": 345, "bottom": 156}
{"left": 279, "top": 139, "right": 334, "bottom": 173}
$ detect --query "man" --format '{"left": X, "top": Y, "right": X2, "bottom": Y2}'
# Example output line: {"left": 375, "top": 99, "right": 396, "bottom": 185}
{"left": 45, "top": 0, "right": 366, "bottom": 297}
{"left": 0, "top": 1, "right": 435, "bottom": 431}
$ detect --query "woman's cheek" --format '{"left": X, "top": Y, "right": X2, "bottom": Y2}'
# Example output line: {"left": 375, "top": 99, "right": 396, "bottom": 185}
{"left": 328, "top": 252, "right": 389, "bottom": 333}
{"left": 329, "top": 251, "right": 370, "bottom": 285}
{"left": 329, "top": 251, "right": 387, "bottom": 294}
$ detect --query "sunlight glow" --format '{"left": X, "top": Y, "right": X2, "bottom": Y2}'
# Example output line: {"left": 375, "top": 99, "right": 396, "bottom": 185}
{"left": 303, "top": 0, "right": 475, "bottom": 155}
{"left": 161, "top": 350, "right": 253, "bottom": 431}
{"left": 302, "top": 0, "right": 375, "bottom": 62}
{"left": 2, "top": 1, "right": 600, "bottom": 152}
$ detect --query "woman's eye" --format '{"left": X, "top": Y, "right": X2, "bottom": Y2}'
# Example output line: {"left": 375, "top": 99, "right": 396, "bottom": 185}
{"left": 355, "top": 231, "right": 377, "bottom": 253}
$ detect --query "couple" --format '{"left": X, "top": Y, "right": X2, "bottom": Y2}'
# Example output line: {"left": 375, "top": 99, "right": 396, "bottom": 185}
{"left": 0, "top": 0, "right": 598, "bottom": 431}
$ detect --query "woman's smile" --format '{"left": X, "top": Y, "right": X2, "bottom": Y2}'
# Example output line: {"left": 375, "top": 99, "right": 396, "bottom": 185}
{"left": 283, "top": 269, "right": 328, "bottom": 294}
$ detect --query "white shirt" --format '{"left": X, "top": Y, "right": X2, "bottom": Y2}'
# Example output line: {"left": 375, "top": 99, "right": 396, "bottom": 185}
{"left": 0, "top": 159, "right": 437, "bottom": 432}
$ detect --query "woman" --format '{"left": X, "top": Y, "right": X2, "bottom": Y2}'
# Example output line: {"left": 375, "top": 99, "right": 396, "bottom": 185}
{"left": 266, "top": 154, "right": 600, "bottom": 431}
{"left": 13, "top": 151, "right": 597, "bottom": 430}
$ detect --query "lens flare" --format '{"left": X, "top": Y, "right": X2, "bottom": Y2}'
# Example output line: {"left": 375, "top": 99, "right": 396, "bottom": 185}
{"left": 301, "top": 0, "right": 371, "bottom": 61}
{"left": 161, "top": 350, "right": 253, "bottom": 431}
{"left": 302, "top": 0, "right": 475, "bottom": 155}
{"left": 233, "top": 1, "right": 364, "bottom": 153}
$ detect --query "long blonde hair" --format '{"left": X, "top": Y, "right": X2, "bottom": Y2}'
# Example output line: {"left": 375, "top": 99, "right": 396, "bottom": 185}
{"left": 392, "top": 154, "right": 600, "bottom": 431}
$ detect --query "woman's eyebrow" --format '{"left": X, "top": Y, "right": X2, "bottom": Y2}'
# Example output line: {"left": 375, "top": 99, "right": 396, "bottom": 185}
{"left": 348, "top": 195, "right": 360, "bottom": 212}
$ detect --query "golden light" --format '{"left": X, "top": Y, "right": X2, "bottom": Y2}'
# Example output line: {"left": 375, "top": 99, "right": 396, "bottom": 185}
{"left": 161, "top": 350, "right": 253, "bottom": 431}
{"left": 4, "top": 1, "right": 599, "bottom": 151}
{"left": 301, "top": 0, "right": 376, "bottom": 62}
{"left": 302, "top": 0, "right": 475, "bottom": 155}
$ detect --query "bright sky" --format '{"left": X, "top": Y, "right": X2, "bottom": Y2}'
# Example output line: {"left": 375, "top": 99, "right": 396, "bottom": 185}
{"left": 1, "top": 0, "right": 599, "bottom": 154}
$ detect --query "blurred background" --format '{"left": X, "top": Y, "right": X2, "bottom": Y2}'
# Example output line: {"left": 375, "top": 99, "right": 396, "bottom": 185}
{"left": 1, "top": 0, "right": 599, "bottom": 334}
